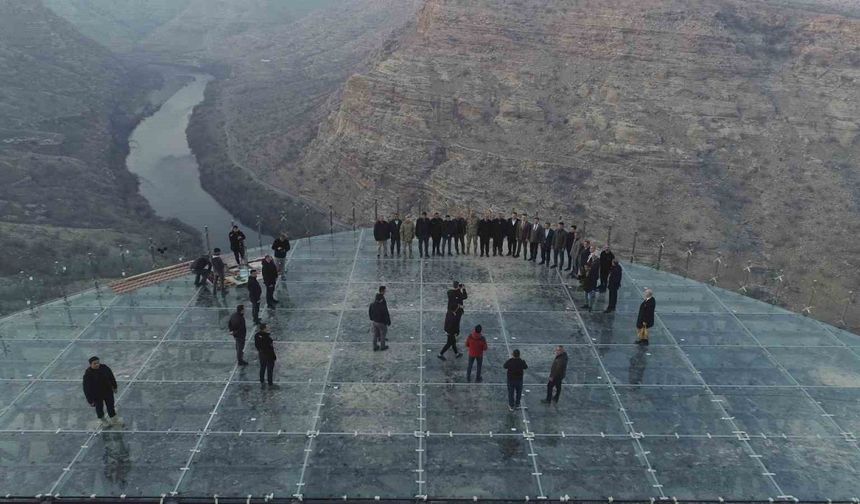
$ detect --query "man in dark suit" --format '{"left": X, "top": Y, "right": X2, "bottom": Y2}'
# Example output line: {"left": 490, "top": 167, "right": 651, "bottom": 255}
{"left": 528, "top": 218, "right": 542, "bottom": 261}
{"left": 636, "top": 288, "right": 656, "bottom": 345}
{"left": 605, "top": 260, "right": 623, "bottom": 313}
{"left": 443, "top": 215, "right": 455, "bottom": 256}
{"left": 416, "top": 212, "right": 431, "bottom": 258}
{"left": 373, "top": 217, "right": 390, "bottom": 258}
{"left": 491, "top": 212, "right": 505, "bottom": 256}
{"left": 430, "top": 212, "right": 444, "bottom": 256}
{"left": 598, "top": 245, "right": 616, "bottom": 291}
{"left": 551, "top": 222, "right": 567, "bottom": 269}
{"left": 261, "top": 255, "right": 279, "bottom": 309}
{"left": 389, "top": 213, "right": 403, "bottom": 257}
{"left": 507, "top": 212, "right": 520, "bottom": 256}
{"left": 539, "top": 222, "right": 554, "bottom": 266}
{"left": 454, "top": 214, "right": 466, "bottom": 254}
{"left": 478, "top": 212, "right": 492, "bottom": 257}
{"left": 519, "top": 214, "right": 531, "bottom": 261}
{"left": 247, "top": 269, "right": 263, "bottom": 324}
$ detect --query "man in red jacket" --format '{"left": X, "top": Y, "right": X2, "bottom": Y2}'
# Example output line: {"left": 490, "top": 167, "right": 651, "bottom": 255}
{"left": 465, "top": 325, "right": 488, "bottom": 382}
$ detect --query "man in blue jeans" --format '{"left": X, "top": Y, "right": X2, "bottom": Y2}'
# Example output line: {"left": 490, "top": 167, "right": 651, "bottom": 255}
{"left": 503, "top": 349, "right": 528, "bottom": 411}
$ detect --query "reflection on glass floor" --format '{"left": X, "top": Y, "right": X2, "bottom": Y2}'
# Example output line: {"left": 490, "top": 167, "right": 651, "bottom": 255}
{"left": 1, "top": 229, "right": 859, "bottom": 501}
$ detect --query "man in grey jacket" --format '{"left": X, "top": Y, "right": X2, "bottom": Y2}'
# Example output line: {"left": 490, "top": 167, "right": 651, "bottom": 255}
{"left": 551, "top": 222, "right": 568, "bottom": 269}
{"left": 541, "top": 346, "right": 568, "bottom": 404}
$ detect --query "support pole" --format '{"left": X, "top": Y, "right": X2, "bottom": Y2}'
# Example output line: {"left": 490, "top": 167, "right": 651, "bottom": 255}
{"left": 656, "top": 238, "right": 665, "bottom": 270}
{"left": 630, "top": 231, "right": 638, "bottom": 263}
{"left": 606, "top": 225, "right": 612, "bottom": 248}
{"left": 175, "top": 231, "right": 182, "bottom": 262}
{"left": 838, "top": 290, "right": 855, "bottom": 328}
{"left": 119, "top": 245, "right": 128, "bottom": 278}
{"left": 710, "top": 255, "right": 722, "bottom": 286}
{"left": 257, "top": 215, "right": 263, "bottom": 253}
{"left": 204, "top": 226, "right": 211, "bottom": 255}
{"left": 683, "top": 245, "right": 693, "bottom": 278}
{"left": 148, "top": 237, "right": 157, "bottom": 269}
{"left": 88, "top": 252, "right": 100, "bottom": 295}
{"left": 329, "top": 205, "right": 334, "bottom": 235}
{"left": 802, "top": 279, "right": 818, "bottom": 316}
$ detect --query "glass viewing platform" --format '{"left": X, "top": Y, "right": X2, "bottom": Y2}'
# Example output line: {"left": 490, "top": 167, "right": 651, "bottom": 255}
{"left": 1, "top": 229, "right": 859, "bottom": 501}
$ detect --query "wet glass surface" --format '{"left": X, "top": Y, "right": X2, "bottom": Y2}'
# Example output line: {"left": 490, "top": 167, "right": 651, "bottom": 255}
{"left": 0, "top": 229, "right": 858, "bottom": 500}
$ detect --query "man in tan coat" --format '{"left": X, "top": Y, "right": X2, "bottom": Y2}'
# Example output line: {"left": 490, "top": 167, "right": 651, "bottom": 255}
{"left": 465, "top": 212, "right": 479, "bottom": 255}
{"left": 400, "top": 216, "right": 416, "bottom": 258}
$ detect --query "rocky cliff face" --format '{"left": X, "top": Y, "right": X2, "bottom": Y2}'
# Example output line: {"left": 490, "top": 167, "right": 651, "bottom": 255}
{"left": 283, "top": 0, "right": 860, "bottom": 321}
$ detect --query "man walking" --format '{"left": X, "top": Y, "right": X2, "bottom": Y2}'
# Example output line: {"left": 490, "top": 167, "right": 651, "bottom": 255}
{"left": 83, "top": 356, "right": 121, "bottom": 427}
{"left": 551, "top": 222, "right": 567, "bottom": 269}
{"left": 443, "top": 215, "right": 455, "bottom": 256}
{"left": 389, "top": 213, "right": 403, "bottom": 257}
{"left": 636, "top": 288, "right": 656, "bottom": 345}
{"left": 271, "top": 232, "right": 291, "bottom": 275}
{"left": 503, "top": 349, "right": 528, "bottom": 411}
{"left": 438, "top": 305, "right": 464, "bottom": 360}
{"left": 519, "top": 214, "right": 532, "bottom": 261}
{"left": 599, "top": 245, "right": 615, "bottom": 292}
{"left": 416, "top": 212, "right": 431, "bottom": 258}
{"left": 228, "top": 225, "right": 247, "bottom": 265}
{"left": 191, "top": 254, "right": 211, "bottom": 286}
{"left": 465, "top": 212, "right": 479, "bottom": 255}
{"left": 541, "top": 346, "right": 568, "bottom": 404}
{"left": 247, "top": 269, "right": 262, "bottom": 324}
{"left": 228, "top": 305, "right": 249, "bottom": 365}
{"left": 528, "top": 218, "right": 542, "bottom": 261}
{"left": 605, "top": 259, "right": 623, "bottom": 313}
{"left": 374, "top": 217, "right": 390, "bottom": 258}
{"left": 401, "top": 215, "right": 415, "bottom": 258}
{"left": 454, "top": 213, "right": 466, "bottom": 255}
{"left": 211, "top": 248, "right": 226, "bottom": 293}
{"left": 507, "top": 212, "right": 520, "bottom": 256}
{"left": 254, "top": 323, "right": 276, "bottom": 385}
{"left": 430, "top": 212, "right": 444, "bottom": 256}
{"left": 369, "top": 286, "right": 391, "bottom": 351}
{"left": 447, "top": 281, "right": 468, "bottom": 312}
{"left": 478, "top": 212, "right": 492, "bottom": 257}
{"left": 465, "top": 325, "right": 488, "bottom": 382}
{"left": 539, "top": 222, "right": 554, "bottom": 266}
{"left": 261, "top": 255, "right": 279, "bottom": 309}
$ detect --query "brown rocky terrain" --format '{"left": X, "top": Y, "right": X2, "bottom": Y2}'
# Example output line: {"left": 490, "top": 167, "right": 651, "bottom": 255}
{"left": 258, "top": 0, "right": 858, "bottom": 325}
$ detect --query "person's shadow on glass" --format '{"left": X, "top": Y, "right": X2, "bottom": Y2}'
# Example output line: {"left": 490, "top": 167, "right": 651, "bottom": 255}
{"left": 628, "top": 345, "right": 649, "bottom": 385}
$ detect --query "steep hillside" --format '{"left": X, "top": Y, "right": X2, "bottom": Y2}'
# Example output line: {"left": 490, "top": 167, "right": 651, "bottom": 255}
{"left": 289, "top": 0, "right": 860, "bottom": 322}
{"left": 0, "top": 1, "right": 196, "bottom": 314}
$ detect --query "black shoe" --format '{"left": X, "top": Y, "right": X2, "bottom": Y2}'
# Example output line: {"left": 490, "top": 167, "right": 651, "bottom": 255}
{"left": 466, "top": 376, "right": 472, "bottom": 383}
{"left": 267, "top": 305, "right": 276, "bottom": 309}
{"left": 380, "top": 345, "right": 389, "bottom": 351}
{"left": 603, "top": 308, "right": 614, "bottom": 313}
{"left": 476, "top": 377, "right": 482, "bottom": 383}
{"left": 373, "top": 346, "right": 380, "bottom": 351}
{"left": 455, "top": 352, "right": 463, "bottom": 359}
{"left": 437, "top": 354, "right": 446, "bottom": 361}
{"left": 238, "top": 360, "right": 249, "bottom": 366}
{"left": 540, "top": 399, "right": 551, "bottom": 404}
{"left": 550, "top": 265, "right": 557, "bottom": 269}
{"left": 642, "top": 340, "right": 649, "bottom": 346}
{"left": 581, "top": 304, "right": 590, "bottom": 309}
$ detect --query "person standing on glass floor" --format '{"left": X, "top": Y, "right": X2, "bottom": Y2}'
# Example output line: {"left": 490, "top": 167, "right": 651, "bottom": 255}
{"left": 261, "top": 255, "right": 279, "bottom": 309}
{"left": 271, "top": 232, "right": 291, "bottom": 276}
{"left": 503, "top": 349, "right": 528, "bottom": 411}
{"left": 228, "top": 305, "right": 249, "bottom": 366}
{"left": 83, "top": 356, "right": 122, "bottom": 427}
{"left": 247, "top": 269, "right": 262, "bottom": 325}
{"left": 369, "top": 286, "right": 391, "bottom": 351}
{"left": 254, "top": 323, "right": 277, "bottom": 386}
{"left": 541, "top": 346, "right": 568, "bottom": 405}
{"left": 228, "top": 225, "right": 247, "bottom": 265}
{"left": 636, "top": 288, "right": 656, "bottom": 345}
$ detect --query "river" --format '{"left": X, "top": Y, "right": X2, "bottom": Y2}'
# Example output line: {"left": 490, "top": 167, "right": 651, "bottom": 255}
{"left": 126, "top": 73, "right": 261, "bottom": 253}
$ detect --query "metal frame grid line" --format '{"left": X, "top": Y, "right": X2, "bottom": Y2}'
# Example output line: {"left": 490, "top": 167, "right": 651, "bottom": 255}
{"left": 46, "top": 278, "right": 204, "bottom": 496}
{"left": 486, "top": 265, "right": 547, "bottom": 500}
{"left": 291, "top": 229, "right": 364, "bottom": 499}
{"left": 416, "top": 255, "right": 427, "bottom": 498}
{"left": 553, "top": 267, "right": 668, "bottom": 500}
{"left": 625, "top": 275, "right": 786, "bottom": 498}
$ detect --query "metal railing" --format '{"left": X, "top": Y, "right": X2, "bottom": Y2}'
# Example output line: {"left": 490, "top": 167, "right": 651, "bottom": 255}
{"left": 3, "top": 197, "right": 856, "bottom": 333}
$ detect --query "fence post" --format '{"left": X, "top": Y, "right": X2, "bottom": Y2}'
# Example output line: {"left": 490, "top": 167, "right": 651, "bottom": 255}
{"left": 683, "top": 244, "right": 693, "bottom": 278}
{"left": 175, "top": 231, "right": 182, "bottom": 261}
{"left": 148, "top": 237, "right": 157, "bottom": 268}
{"left": 606, "top": 225, "right": 612, "bottom": 248}
{"left": 329, "top": 205, "right": 334, "bottom": 235}
{"left": 772, "top": 272, "right": 785, "bottom": 306}
{"left": 838, "top": 290, "right": 855, "bottom": 327}
{"left": 710, "top": 255, "right": 722, "bottom": 286}
{"left": 88, "top": 252, "right": 100, "bottom": 294}
{"left": 352, "top": 202, "right": 356, "bottom": 233}
{"left": 656, "top": 238, "right": 665, "bottom": 270}
{"left": 802, "top": 279, "right": 817, "bottom": 316}
{"left": 305, "top": 206, "right": 310, "bottom": 244}
{"left": 256, "top": 214, "right": 263, "bottom": 253}
{"left": 119, "top": 245, "right": 128, "bottom": 278}
{"left": 374, "top": 199, "right": 378, "bottom": 221}
{"left": 204, "top": 226, "right": 211, "bottom": 255}
{"left": 630, "top": 231, "right": 638, "bottom": 263}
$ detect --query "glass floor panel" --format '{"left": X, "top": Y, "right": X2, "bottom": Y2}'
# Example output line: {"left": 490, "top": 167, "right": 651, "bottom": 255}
{"left": 0, "top": 228, "right": 857, "bottom": 500}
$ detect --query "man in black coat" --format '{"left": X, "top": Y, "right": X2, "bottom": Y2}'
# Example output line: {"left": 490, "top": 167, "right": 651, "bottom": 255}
{"left": 438, "top": 306, "right": 464, "bottom": 360}
{"left": 636, "top": 288, "right": 656, "bottom": 345}
{"left": 598, "top": 245, "right": 615, "bottom": 291}
{"left": 373, "top": 217, "right": 390, "bottom": 258}
{"left": 572, "top": 240, "right": 591, "bottom": 279}
{"left": 261, "top": 255, "right": 279, "bottom": 308}
{"left": 191, "top": 254, "right": 211, "bottom": 286}
{"left": 430, "top": 212, "right": 444, "bottom": 256}
{"left": 477, "top": 213, "right": 492, "bottom": 257}
{"left": 254, "top": 323, "right": 277, "bottom": 385}
{"left": 503, "top": 349, "right": 528, "bottom": 411}
{"left": 443, "top": 215, "right": 455, "bottom": 256}
{"left": 247, "top": 269, "right": 263, "bottom": 324}
{"left": 211, "top": 248, "right": 226, "bottom": 293}
{"left": 507, "top": 212, "right": 520, "bottom": 256}
{"left": 541, "top": 346, "right": 568, "bottom": 404}
{"left": 491, "top": 212, "right": 505, "bottom": 256}
{"left": 369, "top": 286, "right": 391, "bottom": 351}
{"left": 228, "top": 225, "right": 247, "bottom": 265}
{"left": 228, "top": 305, "right": 249, "bottom": 365}
{"left": 83, "top": 356, "right": 120, "bottom": 426}
{"left": 447, "top": 281, "right": 468, "bottom": 312}
{"left": 271, "top": 232, "right": 291, "bottom": 275}
{"left": 605, "top": 260, "right": 623, "bottom": 313}
{"left": 416, "top": 212, "right": 431, "bottom": 258}
{"left": 389, "top": 213, "right": 403, "bottom": 257}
